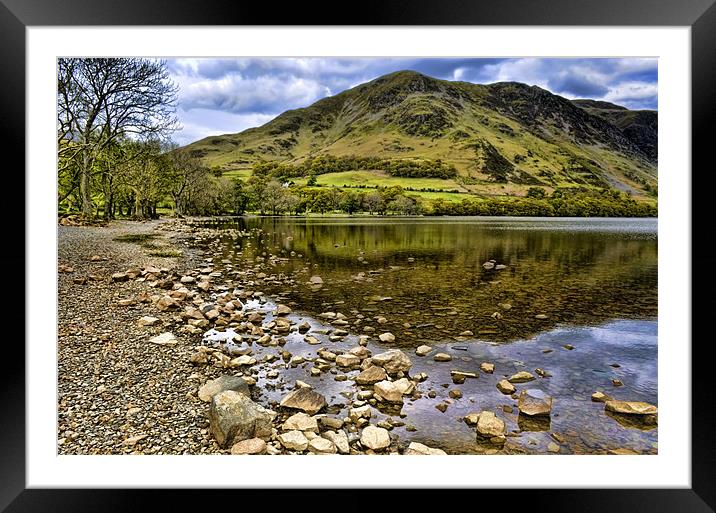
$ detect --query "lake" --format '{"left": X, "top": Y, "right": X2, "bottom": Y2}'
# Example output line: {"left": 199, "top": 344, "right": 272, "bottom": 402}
{"left": 192, "top": 216, "right": 658, "bottom": 454}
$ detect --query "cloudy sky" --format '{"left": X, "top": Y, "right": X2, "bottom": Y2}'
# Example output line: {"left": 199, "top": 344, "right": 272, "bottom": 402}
{"left": 166, "top": 57, "right": 658, "bottom": 145}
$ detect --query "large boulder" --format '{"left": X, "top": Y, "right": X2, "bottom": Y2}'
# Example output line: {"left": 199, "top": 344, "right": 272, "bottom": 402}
{"left": 517, "top": 389, "right": 553, "bottom": 416}
{"left": 280, "top": 388, "right": 327, "bottom": 415}
{"left": 370, "top": 350, "right": 412, "bottom": 375}
{"left": 198, "top": 375, "right": 250, "bottom": 403}
{"left": 208, "top": 390, "right": 276, "bottom": 448}
{"left": 605, "top": 401, "right": 658, "bottom": 415}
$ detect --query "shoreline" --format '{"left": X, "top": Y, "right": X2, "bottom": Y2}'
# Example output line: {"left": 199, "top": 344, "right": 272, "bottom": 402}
{"left": 57, "top": 218, "right": 658, "bottom": 455}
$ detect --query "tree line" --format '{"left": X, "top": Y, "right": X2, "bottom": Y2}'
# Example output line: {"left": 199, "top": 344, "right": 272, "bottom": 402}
{"left": 252, "top": 155, "right": 458, "bottom": 180}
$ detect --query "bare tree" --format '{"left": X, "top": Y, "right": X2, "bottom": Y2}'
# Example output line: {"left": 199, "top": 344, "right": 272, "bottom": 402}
{"left": 57, "top": 58, "right": 178, "bottom": 217}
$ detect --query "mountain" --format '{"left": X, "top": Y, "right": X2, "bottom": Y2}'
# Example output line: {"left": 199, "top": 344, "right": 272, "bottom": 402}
{"left": 571, "top": 99, "right": 658, "bottom": 163}
{"left": 182, "top": 70, "right": 657, "bottom": 197}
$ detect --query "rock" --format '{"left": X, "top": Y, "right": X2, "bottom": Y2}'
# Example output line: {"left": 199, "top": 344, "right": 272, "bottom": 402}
{"left": 283, "top": 412, "right": 319, "bottom": 433}
{"left": 297, "top": 321, "right": 311, "bottom": 333}
{"left": 604, "top": 401, "right": 658, "bottom": 415}
{"left": 278, "top": 430, "right": 309, "bottom": 451}
{"left": 198, "top": 375, "right": 250, "bottom": 402}
{"left": 319, "top": 417, "right": 345, "bottom": 430}
{"left": 111, "top": 272, "right": 129, "bottom": 282}
{"left": 149, "top": 332, "right": 177, "bottom": 346}
{"left": 307, "top": 436, "right": 337, "bottom": 454}
{"left": 323, "top": 430, "right": 349, "bottom": 454}
{"left": 547, "top": 442, "right": 560, "bottom": 453}
{"left": 275, "top": 304, "right": 292, "bottom": 316}
{"left": 348, "top": 346, "right": 371, "bottom": 360}
{"left": 496, "top": 380, "right": 516, "bottom": 394}
{"left": 475, "top": 411, "right": 506, "bottom": 441}
{"left": 609, "top": 447, "right": 640, "bottom": 455}
{"left": 209, "top": 391, "right": 276, "bottom": 448}
{"left": 335, "top": 354, "right": 361, "bottom": 368}
{"left": 535, "top": 368, "right": 552, "bottom": 378}
{"left": 464, "top": 412, "right": 480, "bottom": 426}
{"left": 508, "top": 371, "right": 535, "bottom": 383}
{"left": 612, "top": 379, "right": 624, "bottom": 387}
{"left": 360, "top": 425, "right": 390, "bottom": 450}
{"left": 535, "top": 314, "right": 548, "bottom": 320}
{"left": 280, "top": 388, "right": 327, "bottom": 415}
{"left": 563, "top": 344, "right": 575, "bottom": 350}
{"left": 480, "top": 362, "right": 495, "bottom": 373}
{"left": 353, "top": 365, "right": 387, "bottom": 385}
{"left": 415, "top": 345, "right": 432, "bottom": 356}
{"left": 374, "top": 381, "right": 404, "bottom": 403}
{"left": 137, "top": 316, "right": 160, "bottom": 327}
{"left": 435, "top": 403, "right": 448, "bottom": 413}
{"left": 459, "top": 330, "right": 473, "bottom": 337}
{"left": 371, "top": 350, "right": 412, "bottom": 375}
{"left": 591, "top": 391, "right": 612, "bottom": 403}
{"left": 180, "top": 275, "right": 196, "bottom": 284}
{"left": 517, "top": 389, "right": 553, "bottom": 416}
{"left": 309, "top": 276, "right": 323, "bottom": 284}
{"left": 449, "top": 389, "right": 462, "bottom": 399}
{"left": 230, "top": 355, "right": 256, "bottom": 367}
{"left": 450, "top": 370, "right": 478, "bottom": 380}
{"left": 230, "top": 438, "right": 267, "bottom": 455}
{"left": 404, "top": 442, "right": 447, "bottom": 455}
{"left": 304, "top": 335, "right": 321, "bottom": 345}
{"left": 393, "top": 378, "right": 415, "bottom": 395}
{"left": 378, "top": 332, "right": 396, "bottom": 343}
{"left": 349, "top": 405, "right": 372, "bottom": 422}
{"left": 482, "top": 262, "right": 495, "bottom": 270}
{"left": 433, "top": 353, "right": 452, "bottom": 362}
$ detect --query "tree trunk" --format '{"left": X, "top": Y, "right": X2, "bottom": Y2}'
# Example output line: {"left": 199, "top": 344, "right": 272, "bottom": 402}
{"left": 80, "top": 151, "right": 93, "bottom": 217}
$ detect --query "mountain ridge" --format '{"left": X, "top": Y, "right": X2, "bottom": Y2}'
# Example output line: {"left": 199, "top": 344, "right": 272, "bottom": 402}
{"left": 182, "top": 70, "right": 657, "bottom": 197}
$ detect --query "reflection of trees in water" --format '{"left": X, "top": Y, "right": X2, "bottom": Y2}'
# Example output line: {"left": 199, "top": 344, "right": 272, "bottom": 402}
{"left": 211, "top": 218, "right": 657, "bottom": 343}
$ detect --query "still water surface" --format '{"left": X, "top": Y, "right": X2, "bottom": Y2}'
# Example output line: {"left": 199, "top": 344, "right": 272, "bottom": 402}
{"left": 195, "top": 217, "right": 657, "bottom": 453}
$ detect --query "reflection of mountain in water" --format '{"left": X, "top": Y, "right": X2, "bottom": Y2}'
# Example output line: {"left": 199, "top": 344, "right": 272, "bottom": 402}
{"left": 207, "top": 217, "right": 657, "bottom": 345}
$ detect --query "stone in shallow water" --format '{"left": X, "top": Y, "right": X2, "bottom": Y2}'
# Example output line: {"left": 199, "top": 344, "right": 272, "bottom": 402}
{"left": 378, "top": 332, "right": 396, "bottom": 343}
{"left": 371, "top": 350, "right": 412, "bottom": 374}
{"left": 373, "top": 380, "right": 404, "bottom": 403}
{"left": 280, "top": 388, "right": 327, "bottom": 415}
{"left": 360, "top": 425, "right": 390, "bottom": 450}
{"left": 480, "top": 362, "right": 495, "bottom": 373}
{"left": 508, "top": 371, "right": 535, "bottom": 383}
{"left": 476, "top": 411, "right": 506, "bottom": 442}
{"left": 404, "top": 442, "right": 447, "bottom": 455}
{"left": 591, "top": 391, "right": 612, "bottom": 403}
{"left": 517, "top": 389, "right": 553, "bottom": 417}
{"left": 433, "top": 353, "right": 452, "bottom": 362}
{"left": 496, "top": 379, "right": 516, "bottom": 395}
{"left": 354, "top": 365, "right": 387, "bottom": 385}
{"left": 415, "top": 345, "right": 432, "bottom": 356}
{"left": 604, "top": 401, "right": 657, "bottom": 415}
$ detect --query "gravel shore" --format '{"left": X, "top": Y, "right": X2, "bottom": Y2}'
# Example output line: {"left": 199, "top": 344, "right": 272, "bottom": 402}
{"left": 57, "top": 219, "right": 220, "bottom": 454}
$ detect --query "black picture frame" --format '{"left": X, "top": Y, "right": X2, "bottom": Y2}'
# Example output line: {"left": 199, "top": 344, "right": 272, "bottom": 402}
{"left": 3, "top": 0, "right": 714, "bottom": 511}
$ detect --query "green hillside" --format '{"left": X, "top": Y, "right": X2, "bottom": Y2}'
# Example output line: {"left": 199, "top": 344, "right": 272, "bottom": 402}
{"left": 182, "top": 70, "right": 657, "bottom": 200}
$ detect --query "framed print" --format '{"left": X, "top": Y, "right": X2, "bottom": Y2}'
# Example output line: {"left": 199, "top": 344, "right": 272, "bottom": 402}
{"left": 4, "top": 0, "right": 715, "bottom": 511}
